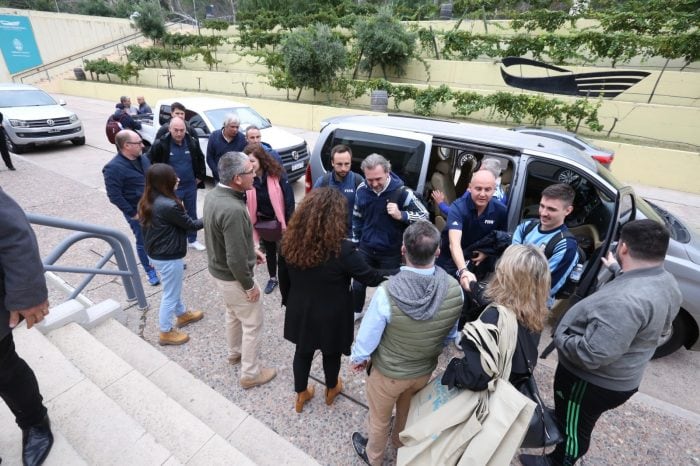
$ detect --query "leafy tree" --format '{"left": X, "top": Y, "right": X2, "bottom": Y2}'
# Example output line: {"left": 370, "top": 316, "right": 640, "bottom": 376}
{"left": 281, "top": 23, "right": 347, "bottom": 100}
{"left": 355, "top": 8, "right": 417, "bottom": 79}
{"left": 133, "top": 1, "right": 167, "bottom": 45}
{"left": 76, "top": 0, "right": 115, "bottom": 16}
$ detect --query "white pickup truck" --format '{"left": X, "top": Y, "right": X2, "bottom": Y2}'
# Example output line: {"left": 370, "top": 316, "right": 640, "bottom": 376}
{"left": 137, "top": 97, "right": 309, "bottom": 181}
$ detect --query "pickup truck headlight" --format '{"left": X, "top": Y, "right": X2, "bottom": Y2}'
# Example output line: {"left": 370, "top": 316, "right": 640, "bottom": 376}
{"left": 69, "top": 113, "right": 78, "bottom": 123}
{"left": 9, "top": 119, "right": 28, "bottom": 127}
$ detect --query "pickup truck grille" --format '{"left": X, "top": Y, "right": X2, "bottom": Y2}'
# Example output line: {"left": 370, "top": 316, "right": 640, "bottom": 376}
{"left": 24, "top": 117, "right": 72, "bottom": 128}
{"left": 278, "top": 144, "right": 309, "bottom": 164}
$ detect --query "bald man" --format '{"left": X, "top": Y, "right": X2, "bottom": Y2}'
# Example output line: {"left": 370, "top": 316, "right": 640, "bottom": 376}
{"left": 148, "top": 117, "right": 207, "bottom": 250}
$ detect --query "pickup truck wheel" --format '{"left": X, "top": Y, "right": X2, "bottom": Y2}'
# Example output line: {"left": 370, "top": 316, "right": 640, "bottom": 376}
{"left": 5, "top": 133, "right": 27, "bottom": 154}
{"left": 72, "top": 136, "right": 86, "bottom": 146}
{"left": 653, "top": 311, "right": 692, "bottom": 359}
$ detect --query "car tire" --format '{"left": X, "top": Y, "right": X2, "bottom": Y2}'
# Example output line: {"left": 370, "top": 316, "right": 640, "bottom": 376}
{"left": 71, "top": 136, "right": 86, "bottom": 146}
{"left": 652, "top": 311, "right": 692, "bottom": 359}
{"left": 5, "top": 132, "right": 26, "bottom": 154}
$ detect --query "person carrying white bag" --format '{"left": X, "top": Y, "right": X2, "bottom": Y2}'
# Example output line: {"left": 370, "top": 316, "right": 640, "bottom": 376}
{"left": 398, "top": 244, "right": 552, "bottom": 465}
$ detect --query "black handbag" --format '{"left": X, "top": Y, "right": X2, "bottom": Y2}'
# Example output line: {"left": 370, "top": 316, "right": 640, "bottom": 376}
{"left": 255, "top": 219, "right": 282, "bottom": 242}
{"left": 517, "top": 335, "right": 564, "bottom": 449}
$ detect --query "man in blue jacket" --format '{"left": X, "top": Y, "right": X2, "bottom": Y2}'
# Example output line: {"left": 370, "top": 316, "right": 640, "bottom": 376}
{"left": 313, "top": 144, "right": 361, "bottom": 234}
{"left": 103, "top": 130, "right": 159, "bottom": 286}
{"left": 206, "top": 114, "right": 246, "bottom": 182}
{"left": 351, "top": 153, "right": 428, "bottom": 320}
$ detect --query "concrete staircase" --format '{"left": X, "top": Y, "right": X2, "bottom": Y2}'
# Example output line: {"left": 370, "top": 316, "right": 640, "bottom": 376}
{"left": 0, "top": 313, "right": 318, "bottom": 465}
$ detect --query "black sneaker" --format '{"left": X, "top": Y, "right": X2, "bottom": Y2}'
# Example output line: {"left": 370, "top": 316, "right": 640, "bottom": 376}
{"left": 351, "top": 432, "right": 370, "bottom": 465}
{"left": 264, "top": 278, "right": 278, "bottom": 294}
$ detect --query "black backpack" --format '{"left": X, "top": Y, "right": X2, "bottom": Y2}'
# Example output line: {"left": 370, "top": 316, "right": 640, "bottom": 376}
{"left": 522, "top": 220, "right": 585, "bottom": 299}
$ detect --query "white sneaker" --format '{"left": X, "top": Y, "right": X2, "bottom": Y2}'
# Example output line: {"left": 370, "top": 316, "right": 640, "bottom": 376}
{"left": 188, "top": 240, "right": 206, "bottom": 251}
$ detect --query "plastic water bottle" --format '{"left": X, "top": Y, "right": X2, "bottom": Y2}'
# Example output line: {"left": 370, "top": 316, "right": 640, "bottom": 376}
{"left": 569, "top": 264, "right": 584, "bottom": 283}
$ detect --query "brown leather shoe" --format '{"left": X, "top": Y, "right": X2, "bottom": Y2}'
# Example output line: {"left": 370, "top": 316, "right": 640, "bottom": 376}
{"left": 295, "top": 384, "right": 315, "bottom": 413}
{"left": 240, "top": 367, "right": 277, "bottom": 389}
{"left": 159, "top": 329, "right": 189, "bottom": 346}
{"left": 228, "top": 354, "right": 241, "bottom": 366}
{"left": 176, "top": 310, "right": 204, "bottom": 328}
{"left": 325, "top": 377, "right": 343, "bottom": 405}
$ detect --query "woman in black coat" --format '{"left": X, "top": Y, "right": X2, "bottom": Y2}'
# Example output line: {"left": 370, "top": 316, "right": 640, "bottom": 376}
{"left": 279, "top": 188, "right": 391, "bottom": 413}
{"left": 138, "top": 163, "right": 204, "bottom": 346}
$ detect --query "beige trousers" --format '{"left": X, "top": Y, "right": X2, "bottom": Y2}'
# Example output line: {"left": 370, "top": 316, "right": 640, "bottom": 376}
{"left": 213, "top": 277, "right": 263, "bottom": 380}
{"left": 366, "top": 367, "right": 431, "bottom": 466}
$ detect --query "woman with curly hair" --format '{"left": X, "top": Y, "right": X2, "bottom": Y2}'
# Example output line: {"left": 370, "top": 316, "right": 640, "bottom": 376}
{"left": 442, "top": 243, "right": 551, "bottom": 390}
{"left": 243, "top": 143, "right": 295, "bottom": 295}
{"left": 279, "top": 188, "right": 394, "bottom": 413}
{"left": 138, "top": 163, "right": 204, "bottom": 346}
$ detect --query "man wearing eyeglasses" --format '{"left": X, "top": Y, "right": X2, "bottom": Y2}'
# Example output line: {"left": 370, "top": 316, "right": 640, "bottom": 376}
{"left": 149, "top": 117, "right": 207, "bottom": 251}
{"left": 204, "top": 152, "right": 277, "bottom": 389}
{"left": 206, "top": 114, "right": 246, "bottom": 183}
{"left": 103, "top": 130, "right": 159, "bottom": 286}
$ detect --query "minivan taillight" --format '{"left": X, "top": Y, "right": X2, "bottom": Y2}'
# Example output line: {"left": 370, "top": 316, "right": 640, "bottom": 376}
{"left": 591, "top": 154, "right": 614, "bottom": 168}
{"left": 305, "top": 165, "right": 313, "bottom": 193}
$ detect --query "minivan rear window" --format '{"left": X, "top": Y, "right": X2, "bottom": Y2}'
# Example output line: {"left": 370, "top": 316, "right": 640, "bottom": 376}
{"left": 321, "top": 129, "right": 426, "bottom": 190}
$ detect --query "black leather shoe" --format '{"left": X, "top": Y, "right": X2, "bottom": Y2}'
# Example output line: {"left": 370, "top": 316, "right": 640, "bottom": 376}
{"left": 351, "top": 432, "right": 370, "bottom": 465}
{"left": 22, "top": 415, "right": 53, "bottom": 466}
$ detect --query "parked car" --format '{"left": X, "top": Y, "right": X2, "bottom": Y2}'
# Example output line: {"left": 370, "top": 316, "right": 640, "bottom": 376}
{"left": 307, "top": 114, "right": 699, "bottom": 358}
{"left": 138, "top": 97, "right": 310, "bottom": 181}
{"left": 0, "top": 83, "right": 85, "bottom": 153}
{"left": 510, "top": 126, "right": 615, "bottom": 168}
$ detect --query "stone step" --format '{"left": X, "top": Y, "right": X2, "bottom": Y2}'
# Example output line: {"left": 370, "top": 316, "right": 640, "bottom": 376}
{"left": 48, "top": 322, "right": 253, "bottom": 465}
{"left": 0, "top": 399, "right": 87, "bottom": 466}
{"left": 11, "top": 324, "right": 176, "bottom": 465}
{"left": 92, "top": 318, "right": 320, "bottom": 465}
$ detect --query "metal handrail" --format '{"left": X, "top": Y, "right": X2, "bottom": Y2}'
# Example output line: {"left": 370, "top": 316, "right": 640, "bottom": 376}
{"left": 26, "top": 213, "right": 148, "bottom": 310}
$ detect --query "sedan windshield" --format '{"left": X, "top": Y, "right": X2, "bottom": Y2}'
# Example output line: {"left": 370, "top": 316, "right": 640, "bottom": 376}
{"left": 204, "top": 107, "right": 271, "bottom": 131}
{"left": 0, "top": 90, "right": 57, "bottom": 108}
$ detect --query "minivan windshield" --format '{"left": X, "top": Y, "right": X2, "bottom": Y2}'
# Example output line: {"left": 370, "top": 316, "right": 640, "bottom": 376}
{"left": 204, "top": 107, "right": 271, "bottom": 131}
{"left": 0, "top": 90, "right": 57, "bottom": 108}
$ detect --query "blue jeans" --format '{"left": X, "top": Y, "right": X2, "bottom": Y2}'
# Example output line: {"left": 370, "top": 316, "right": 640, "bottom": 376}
{"left": 352, "top": 247, "right": 401, "bottom": 314}
{"left": 176, "top": 185, "right": 198, "bottom": 243}
{"left": 125, "top": 215, "right": 153, "bottom": 274}
{"left": 149, "top": 257, "right": 186, "bottom": 332}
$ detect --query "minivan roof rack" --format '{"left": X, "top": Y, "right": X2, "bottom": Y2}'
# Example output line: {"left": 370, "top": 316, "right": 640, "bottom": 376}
{"left": 387, "top": 113, "right": 458, "bottom": 124}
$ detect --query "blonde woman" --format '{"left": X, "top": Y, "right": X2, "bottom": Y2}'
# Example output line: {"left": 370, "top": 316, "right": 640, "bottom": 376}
{"left": 442, "top": 244, "right": 550, "bottom": 389}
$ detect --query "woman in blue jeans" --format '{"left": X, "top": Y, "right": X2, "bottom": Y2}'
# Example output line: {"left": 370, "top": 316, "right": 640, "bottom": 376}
{"left": 138, "top": 163, "right": 204, "bottom": 345}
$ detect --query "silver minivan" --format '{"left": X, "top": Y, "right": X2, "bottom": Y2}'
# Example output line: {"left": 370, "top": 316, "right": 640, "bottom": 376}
{"left": 0, "top": 83, "right": 85, "bottom": 153}
{"left": 307, "top": 114, "right": 700, "bottom": 358}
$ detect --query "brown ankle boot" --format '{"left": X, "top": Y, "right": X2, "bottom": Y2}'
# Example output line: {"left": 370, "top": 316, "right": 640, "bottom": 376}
{"left": 176, "top": 310, "right": 204, "bottom": 328}
{"left": 295, "top": 385, "right": 315, "bottom": 413}
{"left": 159, "top": 329, "right": 189, "bottom": 346}
{"left": 325, "top": 377, "right": 343, "bottom": 405}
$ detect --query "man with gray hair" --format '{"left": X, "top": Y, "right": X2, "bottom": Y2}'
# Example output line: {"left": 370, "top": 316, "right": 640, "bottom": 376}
{"left": 351, "top": 153, "right": 429, "bottom": 319}
{"left": 350, "top": 221, "right": 463, "bottom": 465}
{"left": 245, "top": 125, "right": 283, "bottom": 167}
{"left": 206, "top": 114, "right": 246, "bottom": 182}
{"left": 149, "top": 117, "right": 207, "bottom": 251}
{"left": 203, "top": 152, "right": 277, "bottom": 389}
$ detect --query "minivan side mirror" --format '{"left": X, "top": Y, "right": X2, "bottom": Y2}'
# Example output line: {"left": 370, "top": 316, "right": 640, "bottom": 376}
{"left": 58, "top": 99, "right": 66, "bottom": 106}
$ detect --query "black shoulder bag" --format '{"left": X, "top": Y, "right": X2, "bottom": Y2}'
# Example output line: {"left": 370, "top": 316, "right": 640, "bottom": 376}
{"left": 516, "top": 334, "right": 564, "bottom": 449}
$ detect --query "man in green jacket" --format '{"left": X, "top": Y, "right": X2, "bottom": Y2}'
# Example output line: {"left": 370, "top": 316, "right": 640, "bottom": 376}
{"left": 203, "top": 152, "right": 276, "bottom": 389}
{"left": 349, "top": 221, "right": 463, "bottom": 465}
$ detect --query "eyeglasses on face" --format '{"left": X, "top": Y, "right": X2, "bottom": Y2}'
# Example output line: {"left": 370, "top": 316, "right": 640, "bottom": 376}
{"left": 125, "top": 140, "right": 144, "bottom": 145}
{"left": 239, "top": 169, "right": 255, "bottom": 176}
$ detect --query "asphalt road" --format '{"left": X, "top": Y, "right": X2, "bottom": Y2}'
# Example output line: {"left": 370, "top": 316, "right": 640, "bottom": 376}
{"left": 9, "top": 92, "right": 700, "bottom": 423}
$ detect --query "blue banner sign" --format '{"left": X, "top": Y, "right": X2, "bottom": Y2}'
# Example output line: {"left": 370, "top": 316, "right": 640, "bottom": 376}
{"left": 0, "top": 15, "right": 43, "bottom": 74}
